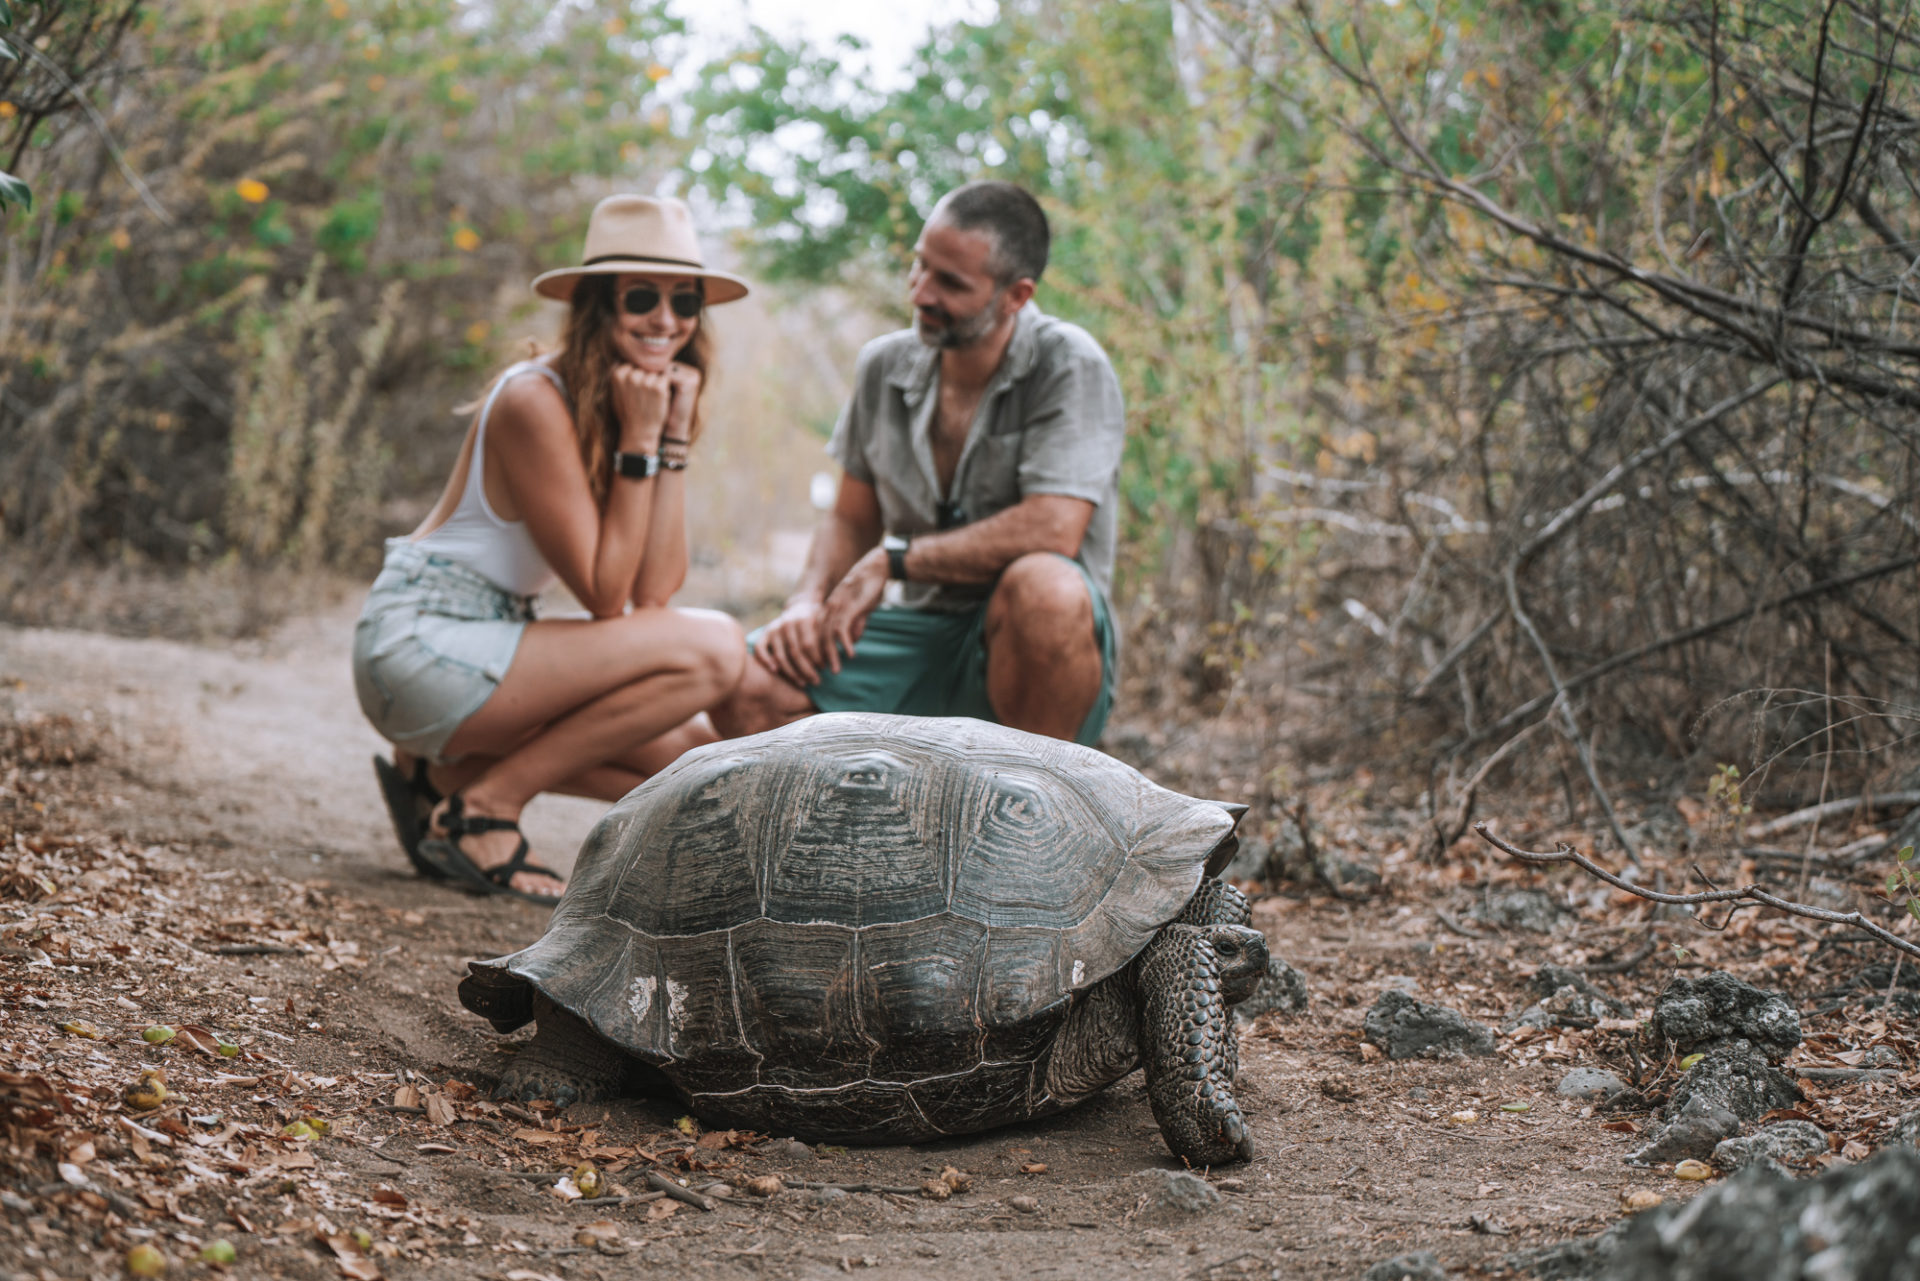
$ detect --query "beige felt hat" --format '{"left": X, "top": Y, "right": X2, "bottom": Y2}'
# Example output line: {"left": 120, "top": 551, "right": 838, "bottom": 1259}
{"left": 531, "top": 194, "right": 750, "bottom": 305}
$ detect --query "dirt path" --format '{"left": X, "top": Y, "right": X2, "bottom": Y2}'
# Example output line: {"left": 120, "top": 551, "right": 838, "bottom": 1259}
{"left": 0, "top": 603, "right": 1736, "bottom": 1280}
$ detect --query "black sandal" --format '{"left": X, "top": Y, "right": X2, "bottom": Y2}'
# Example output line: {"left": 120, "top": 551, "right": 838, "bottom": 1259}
{"left": 372, "top": 755, "right": 448, "bottom": 880}
{"left": 418, "top": 795, "right": 565, "bottom": 907}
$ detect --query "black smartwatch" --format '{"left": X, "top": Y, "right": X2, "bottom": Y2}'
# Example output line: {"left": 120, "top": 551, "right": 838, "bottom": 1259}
{"left": 613, "top": 450, "right": 661, "bottom": 480}
{"left": 887, "top": 538, "right": 910, "bottom": 581}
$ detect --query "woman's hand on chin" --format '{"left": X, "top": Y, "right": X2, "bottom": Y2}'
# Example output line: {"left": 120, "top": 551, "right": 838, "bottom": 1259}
{"left": 611, "top": 364, "right": 671, "bottom": 450}
{"left": 665, "top": 363, "right": 702, "bottom": 438}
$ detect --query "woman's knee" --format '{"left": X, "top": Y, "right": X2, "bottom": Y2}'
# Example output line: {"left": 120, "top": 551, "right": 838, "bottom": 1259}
{"left": 684, "top": 610, "right": 747, "bottom": 700}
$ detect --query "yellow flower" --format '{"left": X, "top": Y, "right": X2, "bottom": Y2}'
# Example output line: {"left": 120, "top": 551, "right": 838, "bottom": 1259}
{"left": 0, "top": 102, "right": 15, "bottom": 120}
{"left": 645, "top": 63, "right": 671, "bottom": 83}
{"left": 448, "top": 83, "right": 471, "bottom": 102}
{"left": 452, "top": 227, "right": 481, "bottom": 252}
{"left": 464, "top": 321, "right": 491, "bottom": 345}
{"left": 235, "top": 178, "right": 269, "bottom": 203}
{"left": 367, "top": 74, "right": 386, "bottom": 92}
{"left": 604, "top": 16, "right": 625, "bottom": 35}
{"left": 329, "top": 0, "right": 348, "bottom": 16}
{"left": 619, "top": 141, "right": 642, "bottom": 163}
{"left": 109, "top": 228, "right": 131, "bottom": 251}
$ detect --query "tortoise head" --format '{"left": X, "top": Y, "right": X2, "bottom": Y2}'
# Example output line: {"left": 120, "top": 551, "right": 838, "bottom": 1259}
{"left": 1206, "top": 925, "right": 1270, "bottom": 1005}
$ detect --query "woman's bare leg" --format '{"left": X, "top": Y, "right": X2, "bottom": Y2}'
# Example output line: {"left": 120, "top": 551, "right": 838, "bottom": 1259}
{"left": 397, "top": 715, "right": 717, "bottom": 806}
{"left": 419, "top": 608, "right": 743, "bottom": 895}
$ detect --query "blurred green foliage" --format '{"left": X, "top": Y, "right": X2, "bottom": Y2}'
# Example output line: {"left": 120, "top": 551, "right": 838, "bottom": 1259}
{"left": 1, "top": 0, "right": 692, "bottom": 569}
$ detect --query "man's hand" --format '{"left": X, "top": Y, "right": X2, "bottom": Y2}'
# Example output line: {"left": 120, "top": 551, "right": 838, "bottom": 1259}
{"left": 817, "top": 547, "right": 889, "bottom": 671}
{"left": 755, "top": 596, "right": 831, "bottom": 687}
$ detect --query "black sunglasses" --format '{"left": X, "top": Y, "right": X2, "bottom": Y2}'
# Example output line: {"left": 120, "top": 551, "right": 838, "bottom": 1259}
{"left": 620, "top": 284, "right": 704, "bottom": 319}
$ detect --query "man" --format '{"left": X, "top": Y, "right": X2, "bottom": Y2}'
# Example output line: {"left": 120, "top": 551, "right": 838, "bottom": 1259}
{"left": 712, "top": 180, "right": 1125, "bottom": 745}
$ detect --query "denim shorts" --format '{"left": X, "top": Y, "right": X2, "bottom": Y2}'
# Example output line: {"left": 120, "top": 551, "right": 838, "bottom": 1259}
{"left": 351, "top": 540, "right": 535, "bottom": 763}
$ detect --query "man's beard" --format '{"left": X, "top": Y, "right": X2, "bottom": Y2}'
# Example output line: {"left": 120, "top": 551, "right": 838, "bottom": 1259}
{"left": 915, "top": 290, "right": 1003, "bottom": 349}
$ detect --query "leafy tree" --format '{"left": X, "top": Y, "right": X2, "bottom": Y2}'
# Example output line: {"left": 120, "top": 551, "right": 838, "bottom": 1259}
{"left": 0, "top": 0, "right": 695, "bottom": 572}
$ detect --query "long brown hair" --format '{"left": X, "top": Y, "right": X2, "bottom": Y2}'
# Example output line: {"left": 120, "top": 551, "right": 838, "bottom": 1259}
{"left": 466, "top": 274, "right": 714, "bottom": 505}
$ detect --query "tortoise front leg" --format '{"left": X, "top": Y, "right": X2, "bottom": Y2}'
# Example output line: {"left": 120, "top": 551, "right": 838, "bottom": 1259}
{"left": 1139, "top": 923, "right": 1266, "bottom": 1165}
{"left": 496, "top": 1000, "right": 626, "bottom": 1109}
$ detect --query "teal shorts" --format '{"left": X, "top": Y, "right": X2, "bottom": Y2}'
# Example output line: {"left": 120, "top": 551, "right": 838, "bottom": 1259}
{"left": 753, "top": 555, "right": 1116, "bottom": 746}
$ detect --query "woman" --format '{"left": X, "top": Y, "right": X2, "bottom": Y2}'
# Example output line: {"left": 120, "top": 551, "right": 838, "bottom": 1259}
{"left": 352, "top": 194, "right": 747, "bottom": 905}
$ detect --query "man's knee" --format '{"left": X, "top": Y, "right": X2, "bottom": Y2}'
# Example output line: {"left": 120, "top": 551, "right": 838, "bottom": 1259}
{"left": 986, "top": 553, "right": 1095, "bottom": 653}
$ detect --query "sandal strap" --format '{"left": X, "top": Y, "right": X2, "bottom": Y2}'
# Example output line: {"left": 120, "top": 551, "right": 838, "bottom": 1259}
{"left": 481, "top": 838, "right": 563, "bottom": 888}
{"left": 439, "top": 793, "right": 523, "bottom": 838}
{"left": 409, "top": 758, "right": 443, "bottom": 805}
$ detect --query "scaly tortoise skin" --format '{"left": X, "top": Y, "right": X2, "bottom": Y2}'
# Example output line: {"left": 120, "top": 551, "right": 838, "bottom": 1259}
{"left": 457, "top": 713, "right": 1269, "bottom": 1164}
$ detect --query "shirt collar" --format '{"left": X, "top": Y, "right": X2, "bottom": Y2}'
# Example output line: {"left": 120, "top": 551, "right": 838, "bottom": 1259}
{"left": 890, "top": 301, "right": 1043, "bottom": 405}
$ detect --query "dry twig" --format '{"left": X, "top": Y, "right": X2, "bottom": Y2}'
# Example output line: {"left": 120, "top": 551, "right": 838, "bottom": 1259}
{"left": 1473, "top": 821, "right": 1920, "bottom": 962}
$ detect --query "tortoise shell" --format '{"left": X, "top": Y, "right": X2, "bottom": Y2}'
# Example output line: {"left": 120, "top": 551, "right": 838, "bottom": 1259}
{"left": 460, "top": 712, "right": 1239, "bottom": 1140}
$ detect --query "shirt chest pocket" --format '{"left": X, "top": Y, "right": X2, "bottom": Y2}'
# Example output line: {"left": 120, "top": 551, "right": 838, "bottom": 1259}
{"left": 960, "top": 420, "right": 1025, "bottom": 516}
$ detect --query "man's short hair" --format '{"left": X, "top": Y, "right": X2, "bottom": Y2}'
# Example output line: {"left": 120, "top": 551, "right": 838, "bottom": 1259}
{"left": 933, "top": 181, "right": 1049, "bottom": 286}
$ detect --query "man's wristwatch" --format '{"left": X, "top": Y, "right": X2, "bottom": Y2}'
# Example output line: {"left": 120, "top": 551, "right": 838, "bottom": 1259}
{"left": 887, "top": 538, "right": 910, "bottom": 581}
{"left": 613, "top": 450, "right": 661, "bottom": 479}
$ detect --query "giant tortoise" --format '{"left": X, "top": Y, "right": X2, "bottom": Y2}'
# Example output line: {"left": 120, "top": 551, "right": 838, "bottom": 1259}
{"left": 457, "top": 713, "right": 1269, "bottom": 1164}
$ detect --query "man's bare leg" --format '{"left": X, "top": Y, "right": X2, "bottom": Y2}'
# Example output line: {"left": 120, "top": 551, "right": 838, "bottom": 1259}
{"left": 709, "top": 655, "right": 817, "bottom": 739}
{"left": 982, "top": 553, "right": 1103, "bottom": 741}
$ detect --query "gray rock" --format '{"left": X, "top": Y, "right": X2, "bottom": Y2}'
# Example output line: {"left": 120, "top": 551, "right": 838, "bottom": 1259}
{"left": 1626, "top": 1094, "right": 1740, "bottom": 1164}
{"left": 810, "top": 1186, "right": 848, "bottom": 1205}
{"left": 1407, "top": 1086, "right": 1430, "bottom": 1101}
{"left": 1323, "top": 854, "right": 1382, "bottom": 895}
{"left": 1506, "top": 1224, "right": 1627, "bottom": 1280}
{"left": 1233, "top": 955, "right": 1310, "bottom": 1024}
{"left": 1650, "top": 972, "right": 1801, "bottom": 1061}
{"left": 767, "top": 1137, "right": 816, "bottom": 1162}
{"left": 1508, "top": 977, "right": 1630, "bottom": 1032}
{"left": 1557, "top": 1067, "right": 1630, "bottom": 1101}
{"left": 1129, "top": 1168, "right": 1221, "bottom": 1219}
{"left": 1473, "top": 889, "right": 1564, "bottom": 933}
{"left": 1221, "top": 836, "right": 1272, "bottom": 885}
{"left": 1363, "top": 990, "right": 1496, "bottom": 1060}
{"left": 1667, "top": 1040, "right": 1802, "bottom": 1122}
{"left": 1712, "top": 1121, "right": 1830, "bottom": 1172}
{"left": 1889, "top": 1108, "right": 1920, "bottom": 1147}
{"left": 1528, "top": 965, "right": 1627, "bottom": 1010}
{"left": 1866, "top": 1044, "right": 1903, "bottom": 1069}
{"left": 1593, "top": 1146, "right": 1920, "bottom": 1280}
{"left": 1364, "top": 1252, "right": 1449, "bottom": 1281}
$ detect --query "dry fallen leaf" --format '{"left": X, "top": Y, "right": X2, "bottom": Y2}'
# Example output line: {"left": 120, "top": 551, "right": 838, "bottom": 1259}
{"left": 1674, "top": 1160, "right": 1713, "bottom": 1181}
{"left": 920, "top": 1180, "right": 951, "bottom": 1200}
{"left": 512, "top": 1127, "right": 567, "bottom": 1145}
{"left": 939, "top": 1165, "right": 972, "bottom": 1193}
{"left": 743, "top": 1175, "right": 783, "bottom": 1197}
{"left": 1447, "top": 1110, "right": 1479, "bottom": 1126}
{"left": 425, "top": 1095, "right": 456, "bottom": 1127}
{"left": 1601, "top": 1120, "right": 1639, "bottom": 1134}
{"left": 575, "top": 1220, "right": 621, "bottom": 1247}
{"left": 645, "top": 1198, "right": 681, "bottom": 1221}
{"left": 392, "top": 1085, "right": 420, "bottom": 1109}
{"left": 1621, "top": 1189, "right": 1663, "bottom": 1212}
{"left": 1020, "top": 1162, "right": 1048, "bottom": 1175}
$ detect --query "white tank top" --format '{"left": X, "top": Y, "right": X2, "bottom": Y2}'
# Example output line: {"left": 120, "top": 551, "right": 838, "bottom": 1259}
{"left": 411, "top": 362, "right": 565, "bottom": 597}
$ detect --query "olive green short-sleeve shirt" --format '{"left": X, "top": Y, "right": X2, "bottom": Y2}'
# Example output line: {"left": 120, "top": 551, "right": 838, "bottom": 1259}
{"left": 826, "top": 303, "right": 1127, "bottom": 613}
